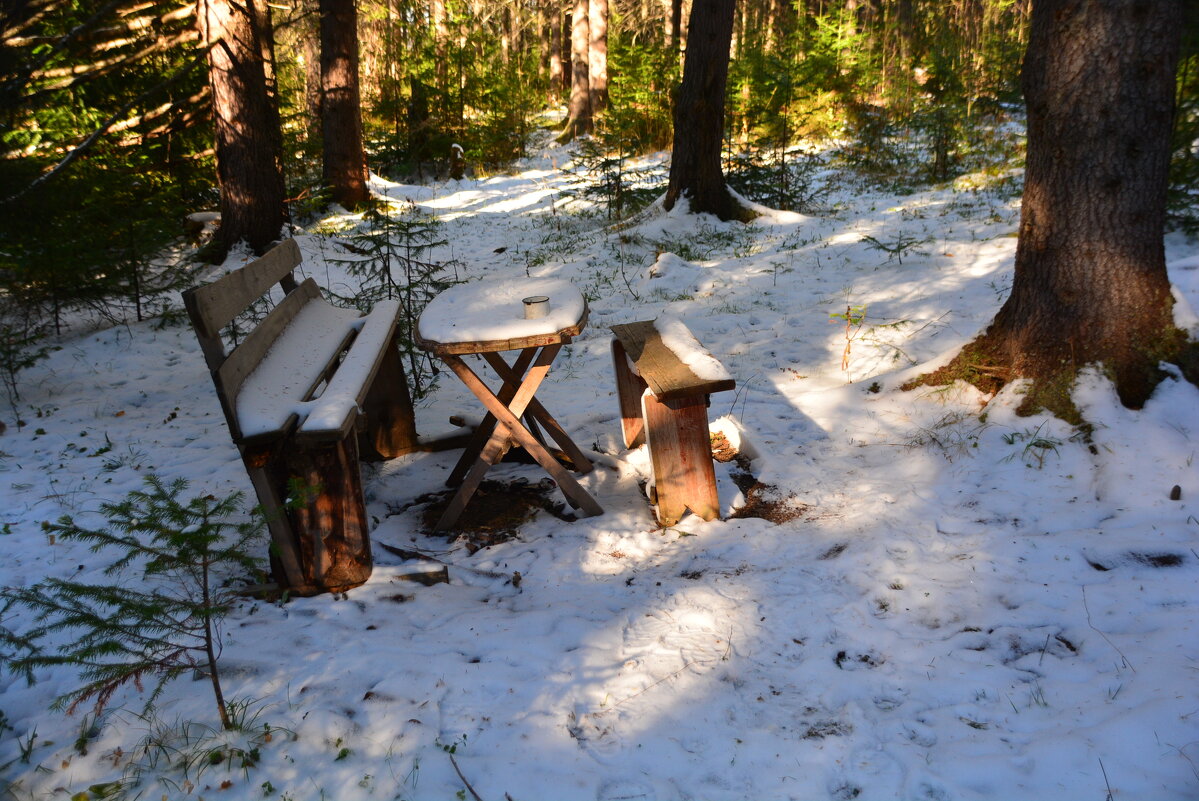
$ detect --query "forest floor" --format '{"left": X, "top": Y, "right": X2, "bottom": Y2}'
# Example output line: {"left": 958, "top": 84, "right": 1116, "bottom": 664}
{"left": 2, "top": 133, "right": 1198, "bottom": 800}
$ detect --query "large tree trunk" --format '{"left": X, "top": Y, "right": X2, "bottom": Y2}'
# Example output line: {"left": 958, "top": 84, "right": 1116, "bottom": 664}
{"left": 588, "top": 0, "right": 607, "bottom": 114}
{"left": 199, "top": 0, "right": 287, "bottom": 256}
{"left": 663, "top": 0, "right": 750, "bottom": 221}
{"left": 909, "top": 0, "right": 1185, "bottom": 416}
{"left": 559, "top": 0, "right": 591, "bottom": 140}
{"left": 320, "top": 0, "right": 368, "bottom": 208}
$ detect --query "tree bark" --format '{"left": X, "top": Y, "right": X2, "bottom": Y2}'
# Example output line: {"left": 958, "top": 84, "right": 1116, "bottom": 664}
{"left": 663, "top": 0, "right": 750, "bottom": 221}
{"left": 909, "top": 0, "right": 1186, "bottom": 415}
{"left": 559, "top": 0, "right": 591, "bottom": 140}
{"left": 301, "top": 4, "right": 323, "bottom": 145}
{"left": 669, "top": 0, "right": 683, "bottom": 59}
{"left": 549, "top": 0, "right": 564, "bottom": 102}
{"left": 588, "top": 0, "right": 607, "bottom": 114}
{"left": 198, "top": 0, "right": 287, "bottom": 256}
{"left": 320, "top": 0, "right": 368, "bottom": 208}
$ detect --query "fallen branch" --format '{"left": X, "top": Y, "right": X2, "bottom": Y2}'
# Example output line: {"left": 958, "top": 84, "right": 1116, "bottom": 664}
{"left": 449, "top": 753, "right": 485, "bottom": 801}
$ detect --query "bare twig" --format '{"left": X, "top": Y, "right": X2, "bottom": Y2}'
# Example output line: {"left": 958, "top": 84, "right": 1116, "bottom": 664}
{"left": 1082, "top": 586, "right": 1135, "bottom": 673}
{"left": 449, "top": 753, "right": 485, "bottom": 801}
{"left": 1098, "top": 756, "right": 1114, "bottom": 801}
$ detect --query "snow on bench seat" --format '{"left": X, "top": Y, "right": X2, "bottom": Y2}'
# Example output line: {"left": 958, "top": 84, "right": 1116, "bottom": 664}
{"left": 235, "top": 299, "right": 398, "bottom": 440}
{"left": 299, "top": 299, "right": 400, "bottom": 438}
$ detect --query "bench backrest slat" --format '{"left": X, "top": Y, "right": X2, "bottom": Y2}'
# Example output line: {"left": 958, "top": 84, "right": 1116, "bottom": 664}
{"left": 214, "top": 278, "right": 322, "bottom": 441}
{"left": 183, "top": 239, "right": 303, "bottom": 371}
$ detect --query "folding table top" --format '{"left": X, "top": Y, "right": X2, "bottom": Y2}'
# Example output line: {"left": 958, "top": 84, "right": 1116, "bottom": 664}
{"left": 415, "top": 277, "right": 589, "bottom": 355}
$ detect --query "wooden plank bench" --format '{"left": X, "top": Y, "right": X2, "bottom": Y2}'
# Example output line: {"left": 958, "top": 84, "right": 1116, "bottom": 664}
{"left": 610, "top": 318, "right": 736, "bottom": 526}
{"left": 183, "top": 239, "right": 419, "bottom": 596}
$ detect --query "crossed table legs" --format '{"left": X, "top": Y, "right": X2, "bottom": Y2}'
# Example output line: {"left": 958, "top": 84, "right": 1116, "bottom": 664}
{"left": 433, "top": 343, "right": 603, "bottom": 530}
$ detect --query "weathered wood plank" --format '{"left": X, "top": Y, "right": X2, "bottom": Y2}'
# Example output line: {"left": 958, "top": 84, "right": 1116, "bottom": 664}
{"left": 184, "top": 239, "right": 301, "bottom": 345}
{"left": 611, "top": 338, "right": 647, "bottom": 448}
{"left": 355, "top": 338, "right": 419, "bottom": 459}
{"left": 213, "top": 280, "right": 330, "bottom": 440}
{"left": 610, "top": 320, "right": 735, "bottom": 401}
{"left": 642, "top": 392, "right": 720, "bottom": 525}
{"left": 436, "top": 350, "right": 602, "bottom": 529}
{"left": 482, "top": 351, "right": 594, "bottom": 473}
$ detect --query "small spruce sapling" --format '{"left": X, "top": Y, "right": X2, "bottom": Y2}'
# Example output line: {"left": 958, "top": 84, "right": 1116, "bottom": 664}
{"left": 329, "top": 199, "right": 461, "bottom": 400}
{"left": 3, "top": 475, "right": 262, "bottom": 729}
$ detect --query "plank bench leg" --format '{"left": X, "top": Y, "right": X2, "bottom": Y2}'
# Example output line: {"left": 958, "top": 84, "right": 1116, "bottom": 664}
{"left": 611, "top": 339, "right": 647, "bottom": 448}
{"left": 642, "top": 392, "right": 720, "bottom": 527}
{"left": 245, "top": 435, "right": 373, "bottom": 596}
{"left": 359, "top": 339, "right": 419, "bottom": 461}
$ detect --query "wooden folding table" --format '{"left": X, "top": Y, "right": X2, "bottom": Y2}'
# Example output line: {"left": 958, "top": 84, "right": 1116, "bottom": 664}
{"left": 415, "top": 278, "right": 604, "bottom": 530}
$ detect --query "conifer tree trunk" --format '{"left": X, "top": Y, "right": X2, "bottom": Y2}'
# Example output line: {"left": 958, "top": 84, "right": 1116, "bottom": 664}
{"left": 199, "top": 0, "right": 287, "bottom": 256}
{"left": 588, "top": 0, "right": 608, "bottom": 114}
{"left": 320, "top": 0, "right": 368, "bottom": 208}
{"left": 301, "top": 6, "right": 323, "bottom": 144}
{"left": 910, "top": 0, "right": 1187, "bottom": 414}
{"left": 549, "top": 0, "right": 564, "bottom": 102}
{"left": 663, "top": 0, "right": 750, "bottom": 221}
{"left": 559, "top": 0, "right": 592, "bottom": 140}
{"left": 669, "top": 0, "right": 683, "bottom": 60}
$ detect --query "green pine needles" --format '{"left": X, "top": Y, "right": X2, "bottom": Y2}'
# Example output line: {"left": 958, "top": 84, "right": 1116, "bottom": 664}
{"left": 330, "top": 199, "right": 462, "bottom": 400}
{"left": 2, "top": 475, "right": 262, "bottom": 730}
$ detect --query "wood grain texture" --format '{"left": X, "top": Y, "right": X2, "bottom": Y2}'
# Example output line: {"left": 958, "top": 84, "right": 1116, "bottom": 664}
{"left": 611, "top": 338, "right": 647, "bottom": 448}
{"left": 643, "top": 392, "right": 719, "bottom": 526}
{"left": 436, "top": 350, "right": 602, "bottom": 529}
{"left": 610, "top": 320, "right": 735, "bottom": 401}
{"left": 184, "top": 239, "right": 301, "bottom": 345}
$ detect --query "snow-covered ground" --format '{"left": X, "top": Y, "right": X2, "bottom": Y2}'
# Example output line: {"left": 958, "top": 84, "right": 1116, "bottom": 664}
{"left": 2, "top": 138, "right": 1198, "bottom": 801}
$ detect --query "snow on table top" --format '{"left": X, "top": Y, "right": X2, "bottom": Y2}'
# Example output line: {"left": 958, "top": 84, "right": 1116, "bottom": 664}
{"left": 653, "top": 313, "right": 733, "bottom": 382}
{"left": 417, "top": 277, "right": 584, "bottom": 346}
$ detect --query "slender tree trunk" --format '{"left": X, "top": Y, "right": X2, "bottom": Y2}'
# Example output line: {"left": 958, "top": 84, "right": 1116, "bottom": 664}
{"left": 669, "top": 0, "right": 683, "bottom": 58}
{"left": 588, "top": 0, "right": 607, "bottom": 114}
{"left": 431, "top": 0, "right": 448, "bottom": 97}
{"left": 301, "top": 6, "right": 323, "bottom": 145}
{"left": 549, "top": 0, "right": 564, "bottom": 102}
{"left": 198, "top": 0, "right": 287, "bottom": 256}
{"left": 663, "top": 0, "right": 749, "bottom": 221}
{"left": 910, "top": 0, "right": 1186, "bottom": 414}
{"left": 320, "top": 0, "right": 368, "bottom": 208}
{"left": 559, "top": 0, "right": 591, "bottom": 140}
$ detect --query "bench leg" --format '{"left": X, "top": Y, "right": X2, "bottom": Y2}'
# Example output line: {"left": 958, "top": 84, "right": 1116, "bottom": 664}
{"left": 611, "top": 339, "right": 647, "bottom": 448}
{"left": 643, "top": 392, "right": 719, "bottom": 526}
{"left": 245, "top": 436, "right": 373, "bottom": 595}
{"left": 360, "top": 339, "right": 419, "bottom": 460}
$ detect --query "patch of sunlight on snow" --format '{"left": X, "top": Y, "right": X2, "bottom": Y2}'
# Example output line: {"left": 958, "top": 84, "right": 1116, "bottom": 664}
{"left": 541, "top": 586, "right": 750, "bottom": 740}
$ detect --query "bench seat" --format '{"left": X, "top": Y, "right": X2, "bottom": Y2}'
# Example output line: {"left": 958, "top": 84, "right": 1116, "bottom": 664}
{"left": 234, "top": 297, "right": 401, "bottom": 442}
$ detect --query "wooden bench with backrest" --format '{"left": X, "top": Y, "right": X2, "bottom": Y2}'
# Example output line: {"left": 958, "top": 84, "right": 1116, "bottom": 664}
{"left": 183, "top": 239, "right": 419, "bottom": 596}
{"left": 610, "top": 318, "right": 736, "bottom": 526}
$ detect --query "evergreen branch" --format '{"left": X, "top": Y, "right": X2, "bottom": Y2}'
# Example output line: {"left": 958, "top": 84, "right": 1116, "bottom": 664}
{"left": 0, "top": 0, "right": 129, "bottom": 102}
{"left": 1, "top": 475, "right": 262, "bottom": 725}
{"left": 0, "top": 42, "right": 212, "bottom": 205}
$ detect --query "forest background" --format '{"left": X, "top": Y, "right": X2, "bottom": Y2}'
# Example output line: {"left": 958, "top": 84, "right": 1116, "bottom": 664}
{"left": 2, "top": 0, "right": 1199, "bottom": 370}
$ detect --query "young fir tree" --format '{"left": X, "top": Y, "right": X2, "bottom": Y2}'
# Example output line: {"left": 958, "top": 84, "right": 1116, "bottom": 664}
{"left": 3, "top": 476, "right": 262, "bottom": 730}
{"left": 330, "top": 200, "right": 460, "bottom": 400}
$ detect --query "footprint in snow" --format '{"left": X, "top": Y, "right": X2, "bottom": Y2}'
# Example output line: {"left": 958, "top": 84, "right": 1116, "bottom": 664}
{"left": 596, "top": 777, "right": 656, "bottom": 801}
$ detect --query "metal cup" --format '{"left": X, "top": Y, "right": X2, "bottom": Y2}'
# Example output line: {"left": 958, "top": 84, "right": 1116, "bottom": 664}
{"left": 522, "top": 295, "right": 550, "bottom": 319}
